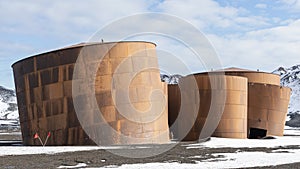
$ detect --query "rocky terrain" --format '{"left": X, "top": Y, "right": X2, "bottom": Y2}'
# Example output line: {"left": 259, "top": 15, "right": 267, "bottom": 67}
{"left": 273, "top": 65, "right": 300, "bottom": 127}
{"left": 160, "top": 74, "right": 182, "bottom": 84}
{"left": 0, "top": 86, "right": 19, "bottom": 131}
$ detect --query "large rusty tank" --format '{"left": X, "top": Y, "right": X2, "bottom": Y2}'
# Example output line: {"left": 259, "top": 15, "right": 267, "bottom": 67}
{"left": 12, "top": 41, "right": 170, "bottom": 145}
{"left": 167, "top": 84, "right": 181, "bottom": 139}
{"left": 216, "top": 68, "right": 290, "bottom": 137}
{"left": 248, "top": 83, "right": 291, "bottom": 137}
{"left": 212, "top": 76, "right": 248, "bottom": 138}
{"left": 168, "top": 74, "right": 228, "bottom": 141}
{"left": 168, "top": 74, "right": 248, "bottom": 140}
{"left": 168, "top": 67, "right": 290, "bottom": 140}
{"left": 206, "top": 68, "right": 290, "bottom": 138}
{"left": 214, "top": 67, "right": 280, "bottom": 85}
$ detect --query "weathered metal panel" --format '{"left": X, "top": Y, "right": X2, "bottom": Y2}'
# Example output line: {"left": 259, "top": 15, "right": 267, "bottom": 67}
{"left": 12, "top": 41, "right": 169, "bottom": 145}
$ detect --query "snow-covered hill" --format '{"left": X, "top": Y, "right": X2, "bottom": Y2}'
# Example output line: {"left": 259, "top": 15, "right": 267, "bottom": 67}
{"left": 0, "top": 86, "right": 19, "bottom": 130}
{"left": 273, "top": 65, "right": 300, "bottom": 115}
{"left": 160, "top": 74, "right": 182, "bottom": 84}
{"left": 273, "top": 65, "right": 300, "bottom": 127}
{"left": 0, "top": 86, "right": 18, "bottom": 119}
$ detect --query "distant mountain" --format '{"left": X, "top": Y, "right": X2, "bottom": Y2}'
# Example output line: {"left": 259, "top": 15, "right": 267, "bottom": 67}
{"left": 160, "top": 74, "right": 182, "bottom": 84}
{"left": 273, "top": 65, "right": 300, "bottom": 115}
{"left": 0, "top": 86, "right": 18, "bottom": 119}
{"left": 273, "top": 65, "right": 300, "bottom": 127}
{"left": 0, "top": 86, "right": 19, "bottom": 131}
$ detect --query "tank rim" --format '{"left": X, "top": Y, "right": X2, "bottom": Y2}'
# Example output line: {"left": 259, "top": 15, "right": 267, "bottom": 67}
{"left": 11, "top": 41, "right": 156, "bottom": 68}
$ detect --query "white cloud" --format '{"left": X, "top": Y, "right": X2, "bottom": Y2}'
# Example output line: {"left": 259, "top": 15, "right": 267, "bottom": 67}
{"left": 245, "top": 19, "right": 300, "bottom": 42}
{"left": 255, "top": 3, "right": 267, "bottom": 9}
{"left": 156, "top": 0, "right": 271, "bottom": 31}
{"left": 1, "top": 0, "right": 300, "bottom": 88}
{"left": 0, "top": 0, "right": 156, "bottom": 88}
{"left": 278, "top": 0, "right": 300, "bottom": 10}
{"left": 0, "top": 0, "right": 154, "bottom": 39}
{"left": 208, "top": 19, "right": 300, "bottom": 71}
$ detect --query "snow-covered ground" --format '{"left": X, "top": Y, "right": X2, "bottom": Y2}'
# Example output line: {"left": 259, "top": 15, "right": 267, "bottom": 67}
{"left": 91, "top": 134, "right": 300, "bottom": 169}
{"left": 0, "top": 131, "right": 20, "bottom": 135}
{"left": 284, "top": 126, "right": 300, "bottom": 135}
{"left": 0, "top": 119, "right": 18, "bottom": 125}
{"left": 185, "top": 136, "right": 300, "bottom": 149}
{"left": 0, "top": 101, "right": 18, "bottom": 119}
{"left": 58, "top": 163, "right": 88, "bottom": 168}
{"left": 0, "top": 146, "right": 102, "bottom": 156}
{"left": 88, "top": 149, "right": 300, "bottom": 169}
{"left": 1, "top": 128, "right": 300, "bottom": 169}
{"left": 0, "top": 145, "right": 159, "bottom": 156}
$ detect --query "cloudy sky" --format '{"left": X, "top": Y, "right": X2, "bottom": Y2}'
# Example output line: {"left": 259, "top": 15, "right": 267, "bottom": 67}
{"left": 1, "top": 0, "right": 300, "bottom": 89}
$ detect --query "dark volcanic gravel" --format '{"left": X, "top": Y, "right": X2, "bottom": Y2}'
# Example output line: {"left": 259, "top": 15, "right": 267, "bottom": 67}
{"left": 1, "top": 142, "right": 300, "bottom": 169}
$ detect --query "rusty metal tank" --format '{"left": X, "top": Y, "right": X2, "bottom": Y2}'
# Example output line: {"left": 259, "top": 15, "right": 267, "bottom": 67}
{"left": 168, "top": 67, "right": 290, "bottom": 139}
{"left": 248, "top": 83, "right": 291, "bottom": 137}
{"left": 204, "top": 67, "right": 290, "bottom": 137}
{"left": 212, "top": 76, "right": 248, "bottom": 138}
{"left": 12, "top": 41, "right": 170, "bottom": 145}
{"left": 168, "top": 74, "right": 229, "bottom": 141}
{"left": 167, "top": 84, "right": 180, "bottom": 139}
{"left": 214, "top": 67, "right": 280, "bottom": 85}
{"left": 168, "top": 74, "right": 248, "bottom": 140}
{"left": 214, "top": 68, "right": 289, "bottom": 137}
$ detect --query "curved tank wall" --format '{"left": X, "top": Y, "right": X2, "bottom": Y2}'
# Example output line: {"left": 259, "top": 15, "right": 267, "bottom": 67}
{"left": 168, "top": 75, "right": 248, "bottom": 140}
{"left": 168, "top": 68, "right": 289, "bottom": 140}
{"left": 12, "top": 41, "right": 170, "bottom": 145}
{"left": 225, "top": 72, "right": 280, "bottom": 86}
{"left": 212, "top": 76, "right": 248, "bottom": 139}
{"left": 248, "top": 83, "right": 291, "bottom": 136}
{"left": 171, "top": 74, "right": 229, "bottom": 141}
{"left": 196, "top": 68, "right": 281, "bottom": 86}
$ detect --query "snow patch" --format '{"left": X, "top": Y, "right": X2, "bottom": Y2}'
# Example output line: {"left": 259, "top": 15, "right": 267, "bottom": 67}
{"left": 186, "top": 136, "right": 300, "bottom": 149}
{"left": 0, "top": 146, "right": 101, "bottom": 156}
{"left": 0, "top": 145, "right": 160, "bottom": 156}
{"left": 0, "top": 119, "right": 18, "bottom": 125}
{"left": 88, "top": 149, "right": 300, "bottom": 169}
{"left": 284, "top": 126, "right": 300, "bottom": 135}
{"left": 57, "top": 163, "right": 87, "bottom": 168}
{"left": 0, "top": 86, "right": 18, "bottom": 121}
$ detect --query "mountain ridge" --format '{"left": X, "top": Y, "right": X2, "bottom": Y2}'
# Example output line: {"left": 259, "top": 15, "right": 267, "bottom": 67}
{"left": 0, "top": 86, "right": 18, "bottom": 120}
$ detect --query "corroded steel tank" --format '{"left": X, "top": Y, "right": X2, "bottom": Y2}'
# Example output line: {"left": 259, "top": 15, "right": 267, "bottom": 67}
{"left": 169, "top": 74, "right": 228, "bottom": 141}
{"left": 212, "top": 76, "right": 248, "bottom": 138}
{"left": 248, "top": 83, "right": 291, "bottom": 136}
{"left": 12, "top": 41, "right": 170, "bottom": 145}
{"left": 168, "top": 74, "right": 248, "bottom": 140}
{"left": 217, "top": 67, "right": 280, "bottom": 85}
{"left": 210, "top": 67, "right": 290, "bottom": 137}
{"left": 168, "top": 67, "right": 290, "bottom": 139}
{"left": 167, "top": 84, "right": 180, "bottom": 139}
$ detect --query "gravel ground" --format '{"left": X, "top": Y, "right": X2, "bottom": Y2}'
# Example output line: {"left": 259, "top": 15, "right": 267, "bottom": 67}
{"left": 1, "top": 142, "right": 300, "bottom": 169}
{"left": 0, "top": 132, "right": 21, "bottom": 141}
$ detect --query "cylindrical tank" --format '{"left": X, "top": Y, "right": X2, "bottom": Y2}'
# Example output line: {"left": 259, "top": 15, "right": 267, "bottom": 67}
{"left": 248, "top": 83, "right": 291, "bottom": 136}
{"left": 168, "top": 84, "right": 180, "bottom": 139}
{"left": 225, "top": 72, "right": 280, "bottom": 86}
{"left": 173, "top": 74, "right": 228, "bottom": 141}
{"left": 212, "top": 76, "right": 248, "bottom": 138}
{"left": 12, "top": 41, "right": 170, "bottom": 145}
{"left": 200, "top": 67, "right": 281, "bottom": 85}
